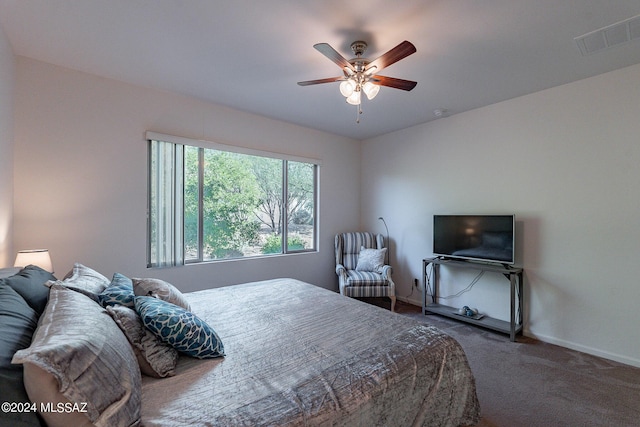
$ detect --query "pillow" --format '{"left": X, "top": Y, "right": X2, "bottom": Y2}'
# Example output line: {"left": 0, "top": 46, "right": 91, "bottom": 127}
{"left": 132, "top": 277, "right": 191, "bottom": 311}
{"left": 98, "top": 273, "right": 135, "bottom": 308}
{"left": 0, "top": 265, "right": 56, "bottom": 315}
{"left": 135, "top": 296, "right": 224, "bottom": 359}
{"left": 106, "top": 304, "right": 178, "bottom": 378}
{"left": 46, "top": 263, "right": 109, "bottom": 302}
{"left": 22, "top": 364, "right": 93, "bottom": 427}
{"left": 0, "top": 266, "right": 21, "bottom": 279}
{"left": 355, "top": 247, "right": 387, "bottom": 272}
{"left": 0, "top": 284, "right": 42, "bottom": 427}
{"left": 12, "top": 284, "right": 141, "bottom": 427}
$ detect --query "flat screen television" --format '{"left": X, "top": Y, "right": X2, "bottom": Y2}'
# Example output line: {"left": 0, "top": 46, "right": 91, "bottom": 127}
{"left": 433, "top": 215, "right": 515, "bottom": 264}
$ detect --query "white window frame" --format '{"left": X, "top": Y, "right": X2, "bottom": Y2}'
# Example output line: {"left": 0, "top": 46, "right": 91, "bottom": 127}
{"left": 146, "top": 132, "right": 320, "bottom": 268}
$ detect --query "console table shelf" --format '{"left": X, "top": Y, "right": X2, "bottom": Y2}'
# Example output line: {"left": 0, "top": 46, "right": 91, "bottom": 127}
{"left": 422, "top": 257, "right": 524, "bottom": 341}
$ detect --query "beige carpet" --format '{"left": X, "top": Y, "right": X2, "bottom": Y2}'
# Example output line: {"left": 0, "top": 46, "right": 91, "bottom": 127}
{"left": 364, "top": 298, "right": 640, "bottom": 427}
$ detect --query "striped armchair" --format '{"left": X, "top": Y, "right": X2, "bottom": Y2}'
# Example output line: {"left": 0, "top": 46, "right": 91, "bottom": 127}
{"left": 335, "top": 232, "right": 396, "bottom": 312}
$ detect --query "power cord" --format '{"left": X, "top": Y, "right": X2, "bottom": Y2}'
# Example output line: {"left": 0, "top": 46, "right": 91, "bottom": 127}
{"left": 428, "top": 269, "right": 486, "bottom": 301}
{"left": 404, "top": 283, "right": 415, "bottom": 299}
{"left": 424, "top": 262, "right": 522, "bottom": 322}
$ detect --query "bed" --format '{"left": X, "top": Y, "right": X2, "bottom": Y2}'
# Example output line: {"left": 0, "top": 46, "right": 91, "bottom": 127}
{"left": 2, "top": 264, "right": 480, "bottom": 427}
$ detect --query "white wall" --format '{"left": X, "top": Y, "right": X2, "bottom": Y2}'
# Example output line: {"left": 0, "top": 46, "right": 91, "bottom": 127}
{"left": 11, "top": 51, "right": 640, "bottom": 369}
{"left": 13, "top": 57, "right": 361, "bottom": 292}
{"left": 0, "top": 24, "right": 14, "bottom": 267}
{"left": 361, "top": 63, "right": 640, "bottom": 367}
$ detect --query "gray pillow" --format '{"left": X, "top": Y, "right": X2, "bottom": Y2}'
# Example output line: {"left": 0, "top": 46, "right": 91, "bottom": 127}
{"left": 132, "top": 277, "right": 191, "bottom": 311}
{"left": 0, "top": 284, "right": 42, "bottom": 427}
{"left": 106, "top": 304, "right": 178, "bottom": 378}
{"left": 12, "top": 284, "right": 141, "bottom": 427}
{"left": 0, "top": 267, "right": 21, "bottom": 278}
{"left": 0, "top": 265, "right": 56, "bottom": 316}
{"left": 45, "top": 263, "right": 110, "bottom": 302}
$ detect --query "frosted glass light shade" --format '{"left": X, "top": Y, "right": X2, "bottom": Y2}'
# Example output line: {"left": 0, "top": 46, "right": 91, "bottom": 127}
{"left": 14, "top": 249, "right": 54, "bottom": 273}
{"left": 339, "top": 80, "right": 356, "bottom": 97}
{"left": 363, "top": 82, "right": 380, "bottom": 100}
{"left": 346, "top": 90, "right": 361, "bottom": 105}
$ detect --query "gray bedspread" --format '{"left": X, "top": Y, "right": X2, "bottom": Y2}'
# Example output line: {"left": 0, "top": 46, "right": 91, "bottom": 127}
{"left": 141, "top": 278, "right": 480, "bottom": 426}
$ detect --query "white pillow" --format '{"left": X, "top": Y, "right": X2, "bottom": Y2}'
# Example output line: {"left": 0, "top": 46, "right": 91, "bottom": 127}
{"left": 355, "top": 247, "right": 387, "bottom": 272}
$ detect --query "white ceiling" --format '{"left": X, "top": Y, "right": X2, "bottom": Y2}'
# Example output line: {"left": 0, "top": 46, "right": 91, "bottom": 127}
{"left": 1, "top": 0, "right": 640, "bottom": 140}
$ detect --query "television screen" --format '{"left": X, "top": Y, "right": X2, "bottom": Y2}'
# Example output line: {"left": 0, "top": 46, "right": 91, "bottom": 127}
{"left": 433, "top": 215, "right": 515, "bottom": 264}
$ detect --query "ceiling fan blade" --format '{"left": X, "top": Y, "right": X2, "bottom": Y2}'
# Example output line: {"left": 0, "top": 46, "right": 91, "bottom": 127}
{"left": 297, "top": 76, "right": 345, "bottom": 86}
{"left": 366, "top": 41, "right": 416, "bottom": 73}
{"left": 313, "top": 43, "right": 355, "bottom": 72}
{"left": 371, "top": 75, "right": 418, "bottom": 91}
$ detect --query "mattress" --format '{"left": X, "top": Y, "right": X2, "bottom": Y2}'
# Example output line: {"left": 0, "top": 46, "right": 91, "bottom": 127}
{"left": 141, "top": 278, "right": 480, "bottom": 426}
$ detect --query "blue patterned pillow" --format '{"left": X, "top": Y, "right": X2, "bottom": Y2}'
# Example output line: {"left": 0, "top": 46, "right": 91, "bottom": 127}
{"left": 98, "top": 273, "right": 135, "bottom": 308}
{"left": 135, "top": 296, "right": 225, "bottom": 359}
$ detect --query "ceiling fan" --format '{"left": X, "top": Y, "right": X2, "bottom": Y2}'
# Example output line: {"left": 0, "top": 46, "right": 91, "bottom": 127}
{"left": 298, "top": 40, "right": 417, "bottom": 121}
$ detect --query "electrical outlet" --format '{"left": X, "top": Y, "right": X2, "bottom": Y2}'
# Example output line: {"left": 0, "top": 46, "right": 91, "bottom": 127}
{"left": 413, "top": 278, "right": 419, "bottom": 289}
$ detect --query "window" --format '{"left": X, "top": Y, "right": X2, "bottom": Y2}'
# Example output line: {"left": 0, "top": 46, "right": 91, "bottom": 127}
{"left": 147, "top": 133, "right": 318, "bottom": 267}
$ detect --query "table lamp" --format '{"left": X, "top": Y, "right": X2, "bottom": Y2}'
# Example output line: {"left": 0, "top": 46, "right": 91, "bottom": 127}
{"left": 14, "top": 249, "right": 54, "bottom": 273}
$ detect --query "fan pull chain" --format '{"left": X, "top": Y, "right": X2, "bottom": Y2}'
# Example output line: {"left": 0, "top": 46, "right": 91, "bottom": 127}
{"left": 355, "top": 104, "right": 362, "bottom": 123}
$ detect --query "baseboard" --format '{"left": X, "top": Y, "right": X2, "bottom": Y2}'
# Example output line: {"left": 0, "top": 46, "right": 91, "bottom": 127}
{"left": 526, "top": 331, "right": 640, "bottom": 369}
{"left": 397, "top": 295, "right": 422, "bottom": 307}
{"left": 396, "top": 295, "right": 640, "bottom": 369}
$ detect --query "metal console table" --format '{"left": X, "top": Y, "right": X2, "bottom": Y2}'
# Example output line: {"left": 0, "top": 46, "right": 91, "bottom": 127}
{"left": 423, "top": 257, "right": 524, "bottom": 341}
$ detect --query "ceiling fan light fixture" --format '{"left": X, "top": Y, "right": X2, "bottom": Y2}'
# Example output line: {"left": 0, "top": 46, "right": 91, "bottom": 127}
{"left": 298, "top": 40, "right": 417, "bottom": 122}
{"left": 346, "top": 90, "right": 361, "bottom": 105}
{"left": 363, "top": 81, "right": 380, "bottom": 100}
{"left": 339, "top": 79, "right": 356, "bottom": 97}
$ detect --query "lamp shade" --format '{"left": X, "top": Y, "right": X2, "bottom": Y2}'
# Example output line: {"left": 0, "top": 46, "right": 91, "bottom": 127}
{"left": 14, "top": 249, "right": 54, "bottom": 273}
{"left": 339, "top": 80, "right": 356, "bottom": 97}
{"left": 346, "top": 90, "right": 361, "bottom": 105}
{"left": 363, "top": 81, "right": 380, "bottom": 100}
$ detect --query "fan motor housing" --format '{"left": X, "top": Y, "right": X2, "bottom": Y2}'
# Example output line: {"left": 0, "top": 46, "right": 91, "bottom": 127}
{"left": 350, "top": 41, "right": 368, "bottom": 56}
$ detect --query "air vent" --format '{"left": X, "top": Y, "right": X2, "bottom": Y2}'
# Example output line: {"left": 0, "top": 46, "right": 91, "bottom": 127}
{"left": 575, "top": 14, "right": 640, "bottom": 55}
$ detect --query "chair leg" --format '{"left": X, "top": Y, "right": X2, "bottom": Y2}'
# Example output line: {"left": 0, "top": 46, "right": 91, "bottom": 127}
{"left": 389, "top": 295, "right": 396, "bottom": 312}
